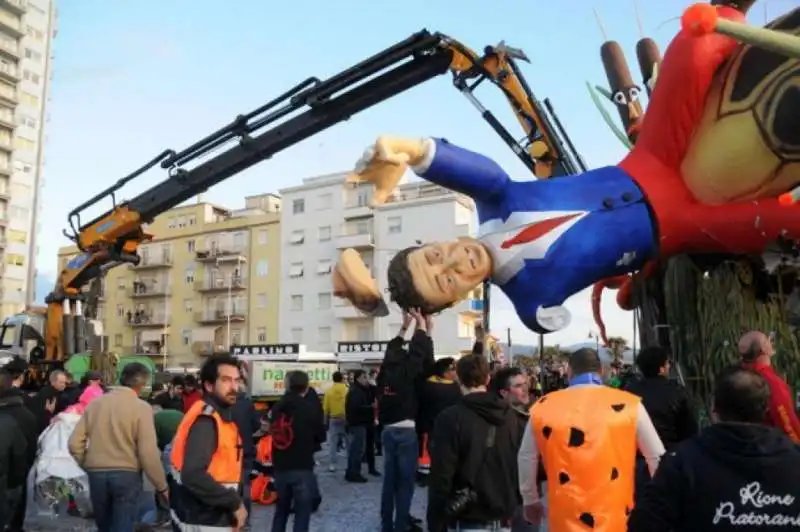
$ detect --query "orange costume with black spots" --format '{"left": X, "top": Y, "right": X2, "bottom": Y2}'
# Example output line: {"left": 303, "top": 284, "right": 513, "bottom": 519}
{"left": 530, "top": 387, "right": 640, "bottom": 531}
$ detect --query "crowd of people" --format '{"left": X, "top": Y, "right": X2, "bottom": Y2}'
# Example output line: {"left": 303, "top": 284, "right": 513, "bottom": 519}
{"left": 0, "top": 316, "right": 798, "bottom": 531}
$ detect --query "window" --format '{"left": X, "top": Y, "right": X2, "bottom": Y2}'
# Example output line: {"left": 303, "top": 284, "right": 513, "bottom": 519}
{"left": 5, "top": 254, "right": 24, "bottom": 266}
{"left": 288, "top": 262, "right": 304, "bottom": 278}
{"left": 233, "top": 231, "right": 246, "bottom": 249}
{"left": 290, "top": 295, "right": 303, "bottom": 311}
{"left": 356, "top": 325, "right": 371, "bottom": 341}
{"left": 13, "top": 162, "right": 32, "bottom": 174}
{"left": 289, "top": 230, "right": 304, "bottom": 245}
{"left": 257, "top": 327, "right": 267, "bottom": 343}
{"left": 13, "top": 137, "right": 35, "bottom": 151}
{"left": 182, "top": 329, "right": 191, "bottom": 346}
{"left": 22, "top": 70, "right": 40, "bottom": 84}
{"left": 257, "top": 293, "right": 267, "bottom": 308}
{"left": 317, "top": 193, "right": 332, "bottom": 210}
{"left": 291, "top": 328, "right": 303, "bottom": 343}
{"left": 17, "top": 115, "right": 36, "bottom": 128}
{"left": 316, "top": 260, "right": 332, "bottom": 275}
{"left": 116, "top": 304, "right": 124, "bottom": 317}
{"left": 183, "top": 299, "right": 193, "bottom": 313}
{"left": 176, "top": 216, "right": 186, "bottom": 228}
{"left": 187, "top": 215, "right": 197, "bottom": 226}
{"left": 231, "top": 329, "right": 242, "bottom": 346}
{"left": 23, "top": 48, "right": 41, "bottom": 62}
{"left": 292, "top": 199, "right": 305, "bottom": 214}
{"left": 167, "top": 217, "right": 176, "bottom": 229}
{"left": 318, "top": 225, "right": 331, "bottom": 241}
{"left": 20, "top": 91, "right": 38, "bottom": 107}
{"left": 258, "top": 230, "right": 268, "bottom": 245}
{"left": 7, "top": 229, "right": 25, "bottom": 243}
{"left": 186, "top": 239, "right": 195, "bottom": 252}
{"left": 318, "top": 326, "right": 331, "bottom": 344}
{"left": 25, "top": 26, "right": 45, "bottom": 42}
{"left": 387, "top": 216, "right": 402, "bottom": 234}
{"left": 28, "top": 3, "right": 45, "bottom": 15}
{"left": 9, "top": 206, "right": 29, "bottom": 219}
{"left": 318, "top": 292, "right": 331, "bottom": 310}
{"left": 257, "top": 260, "right": 269, "bottom": 277}
{"left": 458, "top": 317, "right": 473, "bottom": 338}
{"left": 355, "top": 220, "right": 370, "bottom": 235}
{"left": 185, "top": 268, "right": 195, "bottom": 284}
{"left": 114, "top": 334, "right": 122, "bottom": 347}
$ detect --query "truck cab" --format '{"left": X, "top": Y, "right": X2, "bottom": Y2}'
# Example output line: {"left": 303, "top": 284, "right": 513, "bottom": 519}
{"left": 0, "top": 312, "right": 46, "bottom": 363}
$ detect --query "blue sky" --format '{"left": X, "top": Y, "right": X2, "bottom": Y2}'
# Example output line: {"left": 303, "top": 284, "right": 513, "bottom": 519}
{"left": 34, "top": 0, "right": 790, "bottom": 346}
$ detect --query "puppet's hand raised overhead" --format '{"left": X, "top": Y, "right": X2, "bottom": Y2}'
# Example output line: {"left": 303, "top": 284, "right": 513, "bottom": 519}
{"left": 332, "top": 249, "right": 389, "bottom": 317}
{"left": 346, "top": 136, "right": 428, "bottom": 206}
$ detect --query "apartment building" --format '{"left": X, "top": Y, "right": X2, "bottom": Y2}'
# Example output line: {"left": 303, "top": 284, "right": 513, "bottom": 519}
{"left": 278, "top": 173, "right": 481, "bottom": 356}
{"left": 56, "top": 194, "right": 282, "bottom": 368}
{"left": 0, "top": 0, "right": 56, "bottom": 318}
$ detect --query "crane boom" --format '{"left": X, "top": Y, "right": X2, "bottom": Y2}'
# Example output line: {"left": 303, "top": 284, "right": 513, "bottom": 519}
{"left": 24, "top": 29, "right": 584, "bottom": 365}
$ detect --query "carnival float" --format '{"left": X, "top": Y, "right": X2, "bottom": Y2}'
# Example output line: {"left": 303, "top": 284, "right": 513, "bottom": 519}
{"left": 333, "top": 1, "right": 800, "bottom": 411}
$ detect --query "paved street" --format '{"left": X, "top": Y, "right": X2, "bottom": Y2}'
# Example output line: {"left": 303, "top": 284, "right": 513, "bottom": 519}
{"left": 26, "top": 454, "right": 429, "bottom": 531}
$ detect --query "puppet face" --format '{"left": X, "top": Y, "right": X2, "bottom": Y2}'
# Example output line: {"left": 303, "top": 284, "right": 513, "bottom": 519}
{"left": 601, "top": 41, "right": 644, "bottom": 143}
{"left": 406, "top": 239, "right": 491, "bottom": 308}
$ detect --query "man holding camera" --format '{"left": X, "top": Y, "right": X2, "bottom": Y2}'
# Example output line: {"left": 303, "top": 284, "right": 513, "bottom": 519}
{"left": 427, "top": 354, "right": 521, "bottom": 532}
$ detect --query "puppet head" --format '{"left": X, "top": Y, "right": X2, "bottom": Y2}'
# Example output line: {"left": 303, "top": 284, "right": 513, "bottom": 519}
{"left": 387, "top": 239, "right": 491, "bottom": 314}
{"left": 600, "top": 41, "right": 644, "bottom": 143}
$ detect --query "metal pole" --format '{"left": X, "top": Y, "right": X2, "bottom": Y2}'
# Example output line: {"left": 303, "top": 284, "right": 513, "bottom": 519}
{"left": 162, "top": 288, "right": 168, "bottom": 371}
{"left": 226, "top": 262, "right": 233, "bottom": 352}
{"left": 482, "top": 280, "right": 491, "bottom": 359}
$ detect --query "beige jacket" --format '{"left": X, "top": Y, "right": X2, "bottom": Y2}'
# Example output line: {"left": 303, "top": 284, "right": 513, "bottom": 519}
{"left": 68, "top": 387, "right": 168, "bottom": 492}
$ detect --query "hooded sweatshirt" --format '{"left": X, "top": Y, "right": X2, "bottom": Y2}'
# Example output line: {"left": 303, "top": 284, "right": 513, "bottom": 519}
{"left": 629, "top": 423, "right": 800, "bottom": 531}
{"left": 426, "top": 391, "right": 522, "bottom": 532}
{"left": 270, "top": 391, "right": 322, "bottom": 471}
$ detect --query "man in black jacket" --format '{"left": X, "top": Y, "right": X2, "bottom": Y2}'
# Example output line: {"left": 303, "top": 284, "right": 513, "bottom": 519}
{"left": 417, "top": 357, "right": 461, "bottom": 462}
{"left": 428, "top": 354, "right": 521, "bottom": 532}
{"left": 346, "top": 369, "right": 377, "bottom": 482}
{"left": 270, "top": 370, "right": 320, "bottom": 532}
{"left": 0, "top": 368, "right": 32, "bottom": 530}
{"left": 625, "top": 346, "right": 698, "bottom": 497}
{"left": 628, "top": 365, "right": 800, "bottom": 532}
{"left": 377, "top": 309, "right": 434, "bottom": 532}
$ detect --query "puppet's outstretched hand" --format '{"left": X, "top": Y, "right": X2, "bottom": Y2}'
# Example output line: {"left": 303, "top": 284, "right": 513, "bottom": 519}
{"left": 346, "top": 136, "right": 429, "bottom": 206}
{"left": 332, "top": 249, "right": 389, "bottom": 317}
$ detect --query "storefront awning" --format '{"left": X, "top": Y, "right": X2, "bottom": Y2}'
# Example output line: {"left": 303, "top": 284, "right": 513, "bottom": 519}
{"left": 140, "top": 329, "right": 168, "bottom": 343}
{"left": 192, "top": 326, "right": 220, "bottom": 343}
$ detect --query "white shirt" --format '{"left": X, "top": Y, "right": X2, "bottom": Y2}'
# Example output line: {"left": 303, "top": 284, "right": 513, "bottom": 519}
{"left": 517, "top": 385, "right": 666, "bottom": 505}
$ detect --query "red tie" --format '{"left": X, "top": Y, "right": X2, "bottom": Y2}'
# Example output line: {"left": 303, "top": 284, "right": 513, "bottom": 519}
{"left": 500, "top": 214, "right": 581, "bottom": 250}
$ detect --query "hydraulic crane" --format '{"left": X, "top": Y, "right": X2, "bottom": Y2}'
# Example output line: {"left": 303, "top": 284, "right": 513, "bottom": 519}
{"left": 0, "top": 30, "right": 585, "bottom": 375}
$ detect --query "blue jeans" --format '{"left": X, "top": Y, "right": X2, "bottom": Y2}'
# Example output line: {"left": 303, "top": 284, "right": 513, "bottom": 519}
{"left": 381, "top": 425, "right": 418, "bottom": 532}
{"left": 328, "top": 417, "right": 348, "bottom": 467}
{"left": 88, "top": 470, "right": 143, "bottom": 532}
{"left": 347, "top": 425, "right": 367, "bottom": 477}
{"left": 272, "top": 469, "right": 316, "bottom": 532}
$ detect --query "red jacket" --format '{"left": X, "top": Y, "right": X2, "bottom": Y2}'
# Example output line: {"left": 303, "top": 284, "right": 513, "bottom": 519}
{"left": 745, "top": 362, "right": 800, "bottom": 444}
{"left": 182, "top": 389, "right": 201, "bottom": 413}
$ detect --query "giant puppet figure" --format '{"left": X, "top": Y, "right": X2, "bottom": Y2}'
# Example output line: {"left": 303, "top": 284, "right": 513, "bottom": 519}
{"left": 333, "top": 4, "right": 800, "bottom": 337}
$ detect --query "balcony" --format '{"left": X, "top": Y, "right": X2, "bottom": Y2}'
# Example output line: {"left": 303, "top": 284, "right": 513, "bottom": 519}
{"left": 334, "top": 299, "right": 364, "bottom": 319}
{"left": 343, "top": 199, "right": 373, "bottom": 220}
{"left": 194, "top": 275, "right": 246, "bottom": 293}
{"left": 195, "top": 247, "right": 247, "bottom": 263}
{"left": 0, "top": 164, "right": 10, "bottom": 176}
{"left": 0, "top": 13, "right": 24, "bottom": 38}
{"left": 194, "top": 309, "right": 246, "bottom": 325}
{"left": 0, "top": 236, "right": 6, "bottom": 248}
{"left": 130, "top": 280, "right": 171, "bottom": 298}
{"left": 0, "top": 188, "right": 8, "bottom": 201}
{"left": 0, "top": 0, "right": 27, "bottom": 16}
{"left": 0, "top": 213, "right": 9, "bottom": 225}
{"left": 192, "top": 341, "right": 229, "bottom": 357}
{"left": 0, "top": 64, "right": 16, "bottom": 85}
{"left": 0, "top": 40, "right": 18, "bottom": 60}
{"left": 336, "top": 231, "right": 374, "bottom": 250}
{"left": 126, "top": 312, "right": 170, "bottom": 328}
{"left": 131, "top": 253, "right": 172, "bottom": 270}
{"left": 0, "top": 137, "right": 11, "bottom": 153}
{"left": 460, "top": 299, "right": 484, "bottom": 316}
{"left": 125, "top": 344, "right": 164, "bottom": 356}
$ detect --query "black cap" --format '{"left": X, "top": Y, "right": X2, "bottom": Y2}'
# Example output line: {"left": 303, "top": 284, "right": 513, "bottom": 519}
{"left": 85, "top": 370, "right": 103, "bottom": 381}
